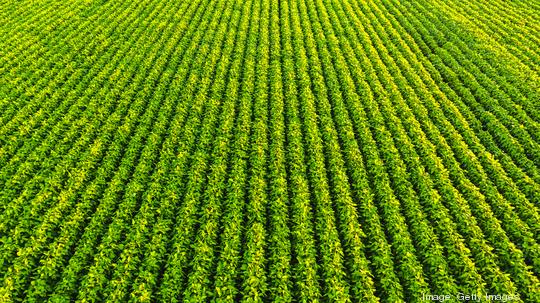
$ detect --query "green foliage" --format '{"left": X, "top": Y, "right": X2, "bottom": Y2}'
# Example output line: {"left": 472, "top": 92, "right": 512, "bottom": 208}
{"left": 1, "top": 0, "right": 539, "bottom": 302}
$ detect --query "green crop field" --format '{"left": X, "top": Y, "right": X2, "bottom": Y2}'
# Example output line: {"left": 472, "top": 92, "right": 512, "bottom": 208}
{"left": 1, "top": 0, "right": 539, "bottom": 301}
